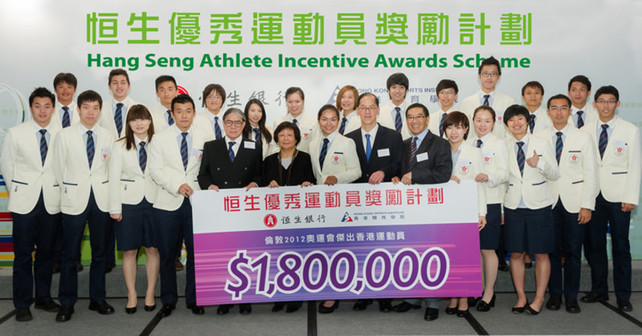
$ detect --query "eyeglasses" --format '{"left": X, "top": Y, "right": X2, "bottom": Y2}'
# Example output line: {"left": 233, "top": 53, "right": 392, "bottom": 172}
{"left": 407, "top": 115, "right": 426, "bottom": 121}
{"left": 206, "top": 95, "right": 222, "bottom": 100}
{"left": 224, "top": 120, "right": 244, "bottom": 127}
{"left": 480, "top": 72, "right": 499, "bottom": 78}
{"left": 548, "top": 106, "right": 570, "bottom": 111}
{"left": 358, "top": 106, "right": 378, "bottom": 112}
{"left": 595, "top": 100, "right": 617, "bottom": 105}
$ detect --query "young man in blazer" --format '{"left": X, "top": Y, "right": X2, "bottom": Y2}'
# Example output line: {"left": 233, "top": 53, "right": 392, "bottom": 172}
{"left": 581, "top": 86, "right": 641, "bottom": 312}
{"left": 52, "top": 73, "right": 80, "bottom": 129}
{"left": 1, "top": 88, "right": 62, "bottom": 321}
{"left": 391, "top": 103, "right": 451, "bottom": 321}
{"left": 345, "top": 92, "right": 403, "bottom": 313}
{"left": 378, "top": 73, "right": 412, "bottom": 140}
{"left": 537, "top": 94, "right": 598, "bottom": 313}
{"left": 567, "top": 75, "right": 598, "bottom": 129}
{"left": 460, "top": 56, "right": 515, "bottom": 138}
{"left": 428, "top": 79, "right": 459, "bottom": 138}
{"left": 148, "top": 94, "right": 212, "bottom": 317}
{"left": 98, "top": 68, "right": 139, "bottom": 139}
{"left": 51, "top": 90, "right": 115, "bottom": 322}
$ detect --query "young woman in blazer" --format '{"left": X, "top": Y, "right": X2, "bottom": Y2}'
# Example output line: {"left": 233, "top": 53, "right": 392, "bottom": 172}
{"left": 243, "top": 99, "right": 276, "bottom": 159}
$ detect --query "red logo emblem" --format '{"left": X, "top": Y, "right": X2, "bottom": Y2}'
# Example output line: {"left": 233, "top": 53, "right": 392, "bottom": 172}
{"left": 617, "top": 147, "right": 623, "bottom": 153}
{"left": 264, "top": 214, "right": 277, "bottom": 228}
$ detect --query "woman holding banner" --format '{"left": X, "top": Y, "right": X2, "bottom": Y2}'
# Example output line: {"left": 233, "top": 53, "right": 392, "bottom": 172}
{"left": 108, "top": 105, "right": 160, "bottom": 314}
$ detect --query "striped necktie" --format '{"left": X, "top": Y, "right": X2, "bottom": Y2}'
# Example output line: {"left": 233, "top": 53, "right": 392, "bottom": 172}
{"left": 214, "top": 116, "right": 222, "bottom": 139}
{"left": 529, "top": 114, "right": 536, "bottom": 133}
{"left": 394, "top": 107, "right": 402, "bottom": 133}
{"left": 516, "top": 141, "right": 525, "bottom": 176}
{"left": 339, "top": 117, "right": 348, "bottom": 134}
{"left": 319, "top": 138, "right": 329, "bottom": 168}
{"left": 576, "top": 111, "right": 584, "bottom": 128}
{"left": 483, "top": 95, "right": 490, "bottom": 106}
{"left": 439, "top": 113, "right": 446, "bottom": 137}
{"left": 555, "top": 132, "right": 563, "bottom": 164}
{"left": 39, "top": 129, "right": 48, "bottom": 165}
{"left": 167, "top": 110, "right": 175, "bottom": 126}
{"left": 86, "top": 130, "right": 95, "bottom": 169}
{"left": 62, "top": 107, "right": 71, "bottom": 128}
{"left": 139, "top": 141, "right": 147, "bottom": 172}
{"left": 228, "top": 141, "right": 236, "bottom": 162}
{"left": 115, "top": 103, "right": 123, "bottom": 135}
{"left": 476, "top": 139, "right": 483, "bottom": 148}
{"left": 598, "top": 124, "right": 608, "bottom": 158}
{"left": 409, "top": 136, "right": 418, "bottom": 168}
{"left": 181, "top": 132, "right": 188, "bottom": 169}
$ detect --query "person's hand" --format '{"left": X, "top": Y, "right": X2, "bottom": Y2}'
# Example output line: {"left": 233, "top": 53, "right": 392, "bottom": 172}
{"left": 324, "top": 176, "right": 338, "bottom": 185}
{"left": 526, "top": 150, "right": 539, "bottom": 168}
{"left": 179, "top": 183, "right": 194, "bottom": 197}
{"left": 110, "top": 214, "right": 122, "bottom": 222}
{"left": 207, "top": 184, "right": 219, "bottom": 191}
{"left": 245, "top": 182, "right": 258, "bottom": 191}
{"left": 478, "top": 216, "right": 487, "bottom": 231}
{"left": 622, "top": 202, "right": 636, "bottom": 212}
{"left": 401, "top": 172, "right": 412, "bottom": 185}
{"left": 301, "top": 181, "right": 313, "bottom": 187}
{"left": 391, "top": 176, "right": 401, "bottom": 184}
{"left": 501, "top": 213, "right": 505, "bottom": 225}
{"left": 268, "top": 180, "right": 280, "bottom": 188}
{"left": 368, "top": 171, "right": 385, "bottom": 184}
{"left": 578, "top": 208, "right": 592, "bottom": 224}
{"left": 450, "top": 175, "right": 461, "bottom": 184}
{"left": 474, "top": 173, "right": 489, "bottom": 183}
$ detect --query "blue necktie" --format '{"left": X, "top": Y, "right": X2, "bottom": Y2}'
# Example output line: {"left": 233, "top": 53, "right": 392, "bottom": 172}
{"left": 339, "top": 117, "right": 348, "bottom": 134}
{"left": 139, "top": 141, "right": 147, "bottom": 172}
{"left": 516, "top": 141, "right": 525, "bottom": 176}
{"left": 409, "top": 136, "right": 418, "bottom": 168}
{"left": 394, "top": 107, "right": 402, "bottom": 133}
{"left": 555, "top": 132, "right": 563, "bottom": 164}
{"left": 439, "top": 113, "right": 446, "bottom": 137}
{"left": 115, "top": 103, "right": 123, "bottom": 135}
{"left": 476, "top": 139, "right": 483, "bottom": 148}
{"left": 39, "top": 129, "right": 47, "bottom": 166}
{"left": 214, "top": 116, "right": 222, "bottom": 139}
{"left": 167, "top": 110, "right": 175, "bottom": 126}
{"left": 365, "top": 134, "right": 372, "bottom": 162}
{"left": 181, "top": 132, "right": 188, "bottom": 169}
{"left": 228, "top": 141, "right": 236, "bottom": 162}
{"left": 529, "top": 114, "right": 536, "bottom": 133}
{"left": 319, "top": 138, "right": 329, "bottom": 168}
{"left": 576, "top": 111, "right": 584, "bottom": 128}
{"left": 292, "top": 118, "right": 298, "bottom": 127}
{"left": 599, "top": 124, "right": 608, "bottom": 158}
{"left": 483, "top": 94, "right": 490, "bottom": 106}
{"left": 86, "top": 130, "right": 95, "bottom": 169}
{"left": 254, "top": 128, "right": 261, "bottom": 145}
{"left": 62, "top": 107, "right": 71, "bottom": 128}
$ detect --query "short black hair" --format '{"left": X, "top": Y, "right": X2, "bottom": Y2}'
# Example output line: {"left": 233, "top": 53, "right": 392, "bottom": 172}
{"left": 285, "top": 87, "right": 305, "bottom": 101}
{"left": 317, "top": 104, "right": 340, "bottom": 120}
{"left": 171, "top": 94, "right": 195, "bottom": 112}
{"left": 502, "top": 104, "right": 530, "bottom": 126}
{"left": 567, "top": 75, "right": 592, "bottom": 92}
{"left": 108, "top": 68, "right": 130, "bottom": 85}
{"left": 202, "top": 83, "right": 226, "bottom": 107}
{"left": 77, "top": 90, "right": 103, "bottom": 109}
{"left": 53, "top": 73, "right": 77, "bottom": 89}
{"left": 442, "top": 111, "right": 470, "bottom": 140}
{"left": 356, "top": 93, "right": 379, "bottom": 107}
{"left": 478, "top": 56, "right": 501, "bottom": 75}
{"left": 274, "top": 121, "right": 301, "bottom": 146}
{"left": 386, "top": 73, "right": 409, "bottom": 91}
{"left": 521, "top": 81, "right": 544, "bottom": 96}
{"left": 406, "top": 103, "right": 429, "bottom": 117}
{"left": 29, "top": 87, "right": 55, "bottom": 107}
{"left": 436, "top": 79, "right": 458, "bottom": 94}
{"left": 546, "top": 94, "right": 572, "bottom": 109}
{"left": 155, "top": 75, "right": 177, "bottom": 91}
{"left": 594, "top": 85, "right": 619, "bottom": 102}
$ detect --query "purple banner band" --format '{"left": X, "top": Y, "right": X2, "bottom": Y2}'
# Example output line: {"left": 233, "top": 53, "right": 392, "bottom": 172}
{"left": 194, "top": 222, "right": 482, "bottom": 306}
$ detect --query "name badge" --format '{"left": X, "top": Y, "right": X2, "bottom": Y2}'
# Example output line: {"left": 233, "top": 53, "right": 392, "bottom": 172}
{"left": 377, "top": 148, "right": 390, "bottom": 157}
{"left": 244, "top": 141, "right": 256, "bottom": 149}
{"left": 416, "top": 152, "right": 428, "bottom": 162}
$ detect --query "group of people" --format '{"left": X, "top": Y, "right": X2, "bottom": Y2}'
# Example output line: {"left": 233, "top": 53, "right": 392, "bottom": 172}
{"left": 3, "top": 56, "right": 640, "bottom": 324}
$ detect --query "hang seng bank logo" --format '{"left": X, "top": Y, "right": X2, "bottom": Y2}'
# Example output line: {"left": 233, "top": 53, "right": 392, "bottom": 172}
{"left": 264, "top": 214, "right": 277, "bottom": 228}
{"left": 341, "top": 212, "right": 353, "bottom": 223}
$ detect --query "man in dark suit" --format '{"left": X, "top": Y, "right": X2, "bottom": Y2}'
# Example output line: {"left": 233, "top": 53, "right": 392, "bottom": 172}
{"left": 344, "top": 92, "right": 403, "bottom": 313}
{"left": 391, "top": 102, "right": 452, "bottom": 321}
{"left": 197, "top": 107, "right": 262, "bottom": 315}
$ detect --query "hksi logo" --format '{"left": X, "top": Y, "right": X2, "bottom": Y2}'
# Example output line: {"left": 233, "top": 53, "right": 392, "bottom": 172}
{"left": 341, "top": 212, "right": 353, "bottom": 223}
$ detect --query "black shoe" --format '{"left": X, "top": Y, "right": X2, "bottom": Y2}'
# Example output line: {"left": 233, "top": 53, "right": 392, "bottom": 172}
{"left": 512, "top": 301, "right": 528, "bottom": 314}
{"left": 318, "top": 301, "right": 339, "bottom": 314}
{"left": 89, "top": 301, "right": 115, "bottom": 315}
{"left": 424, "top": 308, "right": 439, "bottom": 321}
{"left": 239, "top": 303, "right": 252, "bottom": 314}
{"left": 456, "top": 307, "right": 469, "bottom": 317}
{"left": 126, "top": 307, "right": 137, "bottom": 314}
{"left": 580, "top": 293, "right": 608, "bottom": 303}
{"left": 617, "top": 299, "right": 633, "bottom": 312}
{"left": 35, "top": 299, "right": 61, "bottom": 312}
{"left": 286, "top": 301, "right": 303, "bottom": 313}
{"left": 393, "top": 301, "right": 421, "bottom": 312}
{"left": 56, "top": 305, "right": 74, "bottom": 322}
{"left": 77, "top": 262, "right": 84, "bottom": 272}
{"left": 476, "top": 295, "right": 496, "bottom": 312}
{"left": 175, "top": 257, "right": 184, "bottom": 271}
{"left": 546, "top": 295, "right": 562, "bottom": 311}
{"left": 217, "top": 304, "right": 232, "bottom": 315}
{"left": 565, "top": 299, "right": 581, "bottom": 314}
{"left": 353, "top": 299, "right": 373, "bottom": 311}
{"left": 498, "top": 261, "right": 510, "bottom": 272}
{"left": 15, "top": 308, "right": 33, "bottom": 322}
{"left": 53, "top": 262, "right": 61, "bottom": 273}
{"left": 445, "top": 306, "right": 457, "bottom": 315}
{"left": 272, "top": 302, "right": 285, "bottom": 312}
{"left": 144, "top": 304, "right": 156, "bottom": 312}
{"left": 189, "top": 305, "right": 204, "bottom": 315}
{"left": 525, "top": 303, "right": 540, "bottom": 315}
{"left": 105, "top": 261, "right": 116, "bottom": 273}
{"left": 378, "top": 300, "right": 393, "bottom": 312}
{"left": 160, "top": 304, "right": 175, "bottom": 317}
{"left": 468, "top": 297, "right": 482, "bottom": 306}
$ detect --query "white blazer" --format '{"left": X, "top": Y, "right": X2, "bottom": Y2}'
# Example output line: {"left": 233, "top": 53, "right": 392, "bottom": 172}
{"left": 451, "top": 142, "right": 487, "bottom": 216}
{"left": 99, "top": 97, "right": 140, "bottom": 139}
{"left": 461, "top": 90, "right": 515, "bottom": 138}
{"left": 536, "top": 126, "right": 599, "bottom": 212}
{"left": 340, "top": 111, "right": 361, "bottom": 136}
{"left": 585, "top": 117, "right": 641, "bottom": 205}
{"left": 468, "top": 133, "right": 509, "bottom": 205}
{"left": 308, "top": 132, "right": 361, "bottom": 184}
{"left": 148, "top": 125, "right": 207, "bottom": 211}
{"left": 428, "top": 107, "right": 456, "bottom": 138}
{"left": 108, "top": 139, "right": 158, "bottom": 213}
{"left": 568, "top": 104, "right": 598, "bottom": 129}
{"left": 149, "top": 105, "right": 170, "bottom": 132}
{"left": 248, "top": 126, "right": 277, "bottom": 159}
{"left": 52, "top": 124, "right": 114, "bottom": 215}
{"left": 51, "top": 102, "right": 80, "bottom": 129}
{"left": 273, "top": 112, "right": 317, "bottom": 152}
{"left": 378, "top": 101, "right": 411, "bottom": 140}
{"left": 0, "top": 120, "right": 61, "bottom": 214}
{"left": 504, "top": 134, "right": 560, "bottom": 210}
{"left": 528, "top": 107, "right": 553, "bottom": 134}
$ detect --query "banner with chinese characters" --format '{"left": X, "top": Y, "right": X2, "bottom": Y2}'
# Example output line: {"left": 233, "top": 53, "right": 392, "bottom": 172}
{"left": 192, "top": 181, "right": 481, "bottom": 305}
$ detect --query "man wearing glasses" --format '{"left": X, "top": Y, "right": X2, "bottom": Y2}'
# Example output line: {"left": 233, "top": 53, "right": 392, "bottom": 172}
{"left": 536, "top": 94, "right": 598, "bottom": 313}
{"left": 581, "top": 86, "right": 641, "bottom": 312}
{"left": 428, "top": 79, "right": 459, "bottom": 139}
{"left": 461, "top": 56, "right": 515, "bottom": 138}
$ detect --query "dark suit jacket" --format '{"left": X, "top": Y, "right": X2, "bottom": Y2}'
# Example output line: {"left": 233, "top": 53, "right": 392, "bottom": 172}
{"left": 345, "top": 124, "right": 403, "bottom": 183}
{"left": 198, "top": 138, "right": 263, "bottom": 190}
{"left": 399, "top": 130, "right": 452, "bottom": 184}
{"left": 263, "top": 151, "right": 316, "bottom": 186}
